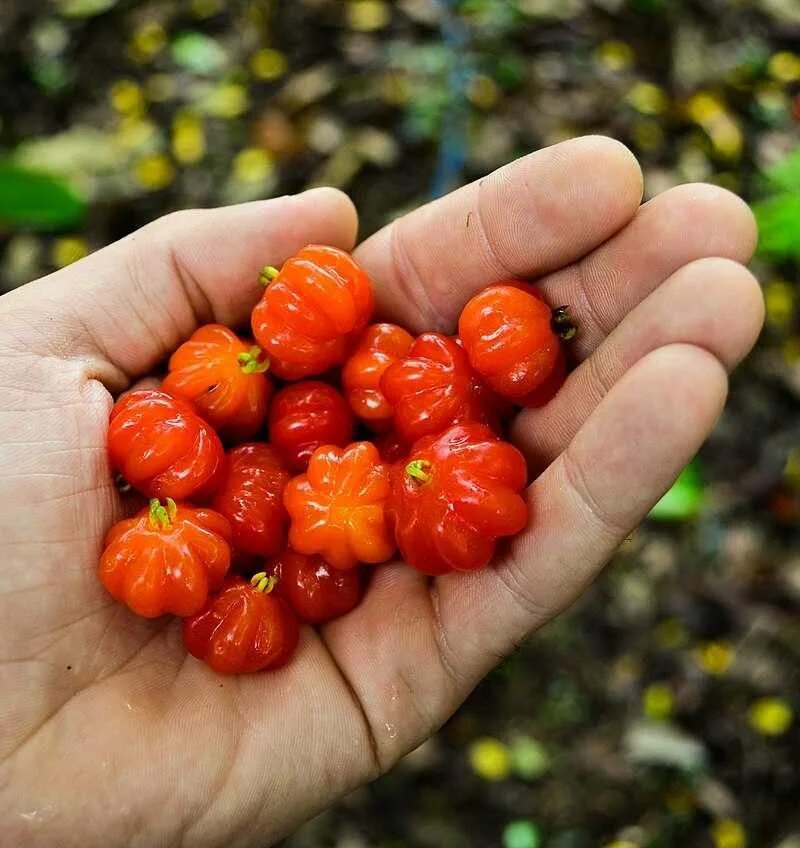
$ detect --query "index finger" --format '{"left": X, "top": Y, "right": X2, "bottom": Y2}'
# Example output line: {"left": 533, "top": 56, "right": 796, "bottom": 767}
{"left": 354, "top": 136, "right": 643, "bottom": 332}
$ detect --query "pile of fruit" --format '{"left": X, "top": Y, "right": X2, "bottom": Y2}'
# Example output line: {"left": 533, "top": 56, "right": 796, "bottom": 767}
{"left": 100, "top": 245, "right": 574, "bottom": 675}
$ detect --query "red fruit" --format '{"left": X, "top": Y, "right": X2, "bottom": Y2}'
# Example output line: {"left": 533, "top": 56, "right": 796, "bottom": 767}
{"left": 269, "top": 381, "right": 354, "bottom": 472}
{"left": 380, "top": 332, "right": 498, "bottom": 443}
{"left": 270, "top": 549, "right": 361, "bottom": 625}
{"left": 99, "top": 498, "right": 231, "bottom": 617}
{"left": 162, "top": 324, "right": 272, "bottom": 442}
{"left": 108, "top": 390, "right": 225, "bottom": 500}
{"left": 183, "top": 574, "right": 299, "bottom": 675}
{"left": 251, "top": 245, "right": 374, "bottom": 380}
{"left": 375, "top": 431, "right": 409, "bottom": 464}
{"left": 388, "top": 423, "right": 528, "bottom": 574}
{"left": 458, "top": 283, "right": 572, "bottom": 406}
{"left": 212, "top": 444, "right": 291, "bottom": 558}
{"left": 341, "top": 323, "right": 414, "bottom": 431}
{"left": 284, "top": 441, "right": 395, "bottom": 570}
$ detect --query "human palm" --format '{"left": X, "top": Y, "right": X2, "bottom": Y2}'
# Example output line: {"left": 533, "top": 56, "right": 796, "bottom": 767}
{"left": 0, "top": 137, "right": 763, "bottom": 847}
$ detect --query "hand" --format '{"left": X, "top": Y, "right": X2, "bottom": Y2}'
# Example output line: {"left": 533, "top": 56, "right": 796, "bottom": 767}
{"left": 0, "top": 137, "right": 763, "bottom": 847}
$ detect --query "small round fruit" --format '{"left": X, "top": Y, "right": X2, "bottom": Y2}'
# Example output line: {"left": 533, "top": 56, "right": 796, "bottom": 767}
{"left": 388, "top": 423, "right": 528, "bottom": 574}
{"left": 212, "top": 444, "right": 291, "bottom": 558}
{"left": 270, "top": 549, "right": 361, "bottom": 625}
{"left": 458, "top": 283, "right": 569, "bottom": 405}
{"left": 183, "top": 573, "right": 300, "bottom": 674}
{"left": 380, "top": 332, "right": 499, "bottom": 443}
{"left": 342, "top": 323, "right": 414, "bottom": 431}
{"left": 99, "top": 498, "right": 231, "bottom": 618}
{"left": 251, "top": 245, "right": 374, "bottom": 380}
{"left": 108, "top": 389, "right": 225, "bottom": 501}
{"left": 269, "top": 381, "right": 354, "bottom": 472}
{"left": 162, "top": 324, "right": 272, "bottom": 442}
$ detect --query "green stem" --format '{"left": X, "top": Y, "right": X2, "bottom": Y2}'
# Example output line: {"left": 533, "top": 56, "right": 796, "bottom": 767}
{"left": 258, "top": 265, "right": 280, "bottom": 286}
{"left": 148, "top": 497, "right": 177, "bottom": 531}
{"left": 249, "top": 571, "right": 277, "bottom": 594}
{"left": 237, "top": 345, "right": 270, "bottom": 375}
{"left": 551, "top": 305, "right": 577, "bottom": 341}
{"left": 405, "top": 459, "right": 431, "bottom": 484}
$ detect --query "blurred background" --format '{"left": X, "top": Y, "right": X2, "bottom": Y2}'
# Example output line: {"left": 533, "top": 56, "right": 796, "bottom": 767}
{"left": 1, "top": 1, "right": 799, "bottom": 846}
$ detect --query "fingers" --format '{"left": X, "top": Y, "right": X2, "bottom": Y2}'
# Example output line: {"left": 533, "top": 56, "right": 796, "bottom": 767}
{"left": 538, "top": 183, "right": 758, "bottom": 359}
{"left": 512, "top": 257, "right": 764, "bottom": 468}
{"left": 0, "top": 189, "right": 358, "bottom": 389}
{"left": 434, "top": 343, "right": 729, "bottom": 679}
{"left": 355, "top": 136, "right": 643, "bottom": 332}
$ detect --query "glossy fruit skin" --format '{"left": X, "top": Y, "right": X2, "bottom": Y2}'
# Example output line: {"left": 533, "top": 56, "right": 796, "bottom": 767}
{"left": 251, "top": 245, "right": 374, "bottom": 380}
{"left": 183, "top": 576, "right": 299, "bottom": 674}
{"left": 212, "top": 444, "right": 291, "bottom": 558}
{"left": 388, "top": 423, "right": 528, "bottom": 575}
{"left": 269, "top": 381, "right": 354, "bottom": 472}
{"left": 108, "top": 390, "right": 225, "bottom": 501}
{"left": 99, "top": 499, "right": 232, "bottom": 618}
{"left": 458, "top": 283, "right": 563, "bottom": 405}
{"left": 380, "top": 332, "right": 499, "bottom": 443}
{"left": 284, "top": 441, "right": 394, "bottom": 570}
{"left": 270, "top": 549, "right": 361, "bottom": 625}
{"left": 341, "top": 323, "right": 414, "bottom": 431}
{"left": 374, "top": 431, "right": 408, "bottom": 464}
{"left": 162, "top": 324, "right": 272, "bottom": 442}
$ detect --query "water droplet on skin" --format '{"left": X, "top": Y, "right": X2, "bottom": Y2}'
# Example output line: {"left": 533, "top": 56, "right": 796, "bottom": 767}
{"left": 389, "top": 684, "right": 400, "bottom": 703}
{"left": 20, "top": 811, "right": 39, "bottom": 822}
{"left": 384, "top": 721, "right": 398, "bottom": 739}
{"left": 124, "top": 702, "right": 133, "bottom": 711}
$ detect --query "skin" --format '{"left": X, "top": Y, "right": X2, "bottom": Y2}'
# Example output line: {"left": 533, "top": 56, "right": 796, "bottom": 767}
{"left": 0, "top": 136, "right": 763, "bottom": 847}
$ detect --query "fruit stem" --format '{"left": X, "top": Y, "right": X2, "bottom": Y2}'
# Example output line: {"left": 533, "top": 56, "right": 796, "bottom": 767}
{"left": 149, "top": 497, "right": 177, "bottom": 531}
{"left": 405, "top": 459, "right": 431, "bottom": 484}
{"left": 250, "top": 571, "right": 277, "bottom": 594}
{"left": 551, "top": 305, "right": 577, "bottom": 341}
{"left": 258, "top": 265, "right": 280, "bottom": 286}
{"left": 237, "top": 345, "right": 270, "bottom": 374}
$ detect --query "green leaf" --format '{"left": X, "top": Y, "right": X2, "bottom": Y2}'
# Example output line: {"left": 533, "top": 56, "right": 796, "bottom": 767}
{"left": 56, "top": 0, "right": 118, "bottom": 17}
{"left": 762, "top": 146, "right": 800, "bottom": 194}
{"left": 754, "top": 193, "right": 800, "bottom": 261}
{"left": 0, "top": 163, "right": 86, "bottom": 231}
{"left": 171, "top": 32, "right": 229, "bottom": 74}
{"left": 503, "top": 820, "right": 542, "bottom": 848}
{"left": 649, "top": 462, "right": 705, "bottom": 521}
{"left": 510, "top": 736, "right": 550, "bottom": 780}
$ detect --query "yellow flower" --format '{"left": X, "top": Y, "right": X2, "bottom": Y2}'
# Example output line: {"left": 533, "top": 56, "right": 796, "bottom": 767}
{"left": 347, "top": 0, "right": 391, "bottom": 32}
{"left": 233, "top": 148, "right": 274, "bottom": 184}
{"left": 643, "top": 683, "right": 674, "bottom": 721}
{"left": 768, "top": 51, "right": 800, "bottom": 83}
{"left": 765, "top": 280, "right": 795, "bottom": 330}
{"left": 469, "top": 737, "right": 512, "bottom": 781}
{"left": 711, "top": 819, "right": 747, "bottom": 848}
{"left": 52, "top": 237, "right": 89, "bottom": 268}
{"left": 686, "top": 93, "right": 742, "bottom": 159}
{"left": 693, "top": 641, "right": 734, "bottom": 676}
{"left": 748, "top": 698, "right": 793, "bottom": 737}
{"left": 135, "top": 154, "right": 175, "bottom": 191}
{"left": 251, "top": 48, "right": 287, "bottom": 81}
{"left": 109, "top": 80, "right": 145, "bottom": 116}
{"left": 594, "top": 40, "right": 635, "bottom": 72}
{"left": 172, "top": 112, "right": 206, "bottom": 165}
{"left": 627, "top": 81, "right": 669, "bottom": 115}
{"left": 205, "top": 83, "right": 249, "bottom": 119}
{"left": 129, "top": 21, "right": 166, "bottom": 62}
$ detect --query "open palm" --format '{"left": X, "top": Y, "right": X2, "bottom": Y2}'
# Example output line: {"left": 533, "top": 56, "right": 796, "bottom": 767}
{"left": 0, "top": 137, "right": 763, "bottom": 847}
